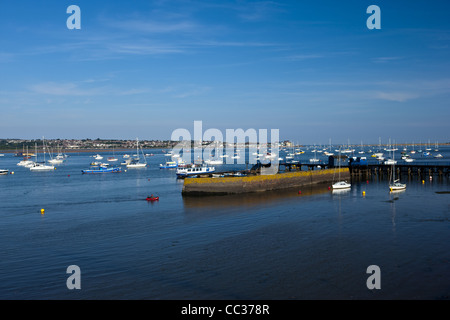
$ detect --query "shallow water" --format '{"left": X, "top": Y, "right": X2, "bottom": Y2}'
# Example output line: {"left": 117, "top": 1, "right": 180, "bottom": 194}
{"left": 0, "top": 148, "right": 449, "bottom": 299}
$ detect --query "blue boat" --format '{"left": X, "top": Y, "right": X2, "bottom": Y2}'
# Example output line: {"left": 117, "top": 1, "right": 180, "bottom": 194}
{"left": 81, "top": 166, "right": 121, "bottom": 174}
{"left": 159, "top": 161, "right": 178, "bottom": 169}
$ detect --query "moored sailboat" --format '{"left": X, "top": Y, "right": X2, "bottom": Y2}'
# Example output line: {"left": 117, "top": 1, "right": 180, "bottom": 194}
{"left": 127, "top": 138, "right": 147, "bottom": 168}
{"left": 332, "top": 148, "right": 351, "bottom": 190}
{"left": 389, "top": 146, "right": 406, "bottom": 192}
{"left": 29, "top": 139, "right": 55, "bottom": 171}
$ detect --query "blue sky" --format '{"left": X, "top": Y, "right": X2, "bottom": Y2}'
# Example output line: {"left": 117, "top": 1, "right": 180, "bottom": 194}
{"left": 1, "top": 0, "right": 449, "bottom": 145}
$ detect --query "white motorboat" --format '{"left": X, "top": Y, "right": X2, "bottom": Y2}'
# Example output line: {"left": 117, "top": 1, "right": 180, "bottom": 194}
{"left": 332, "top": 181, "right": 352, "bottom": 189}
{"left": 0, "top": 169, "right": 9, "bottom": 175}
{"left": 17, "top": 159, "right": 34, "bottom": 167}
{"left": 176, "top": 166, "right": 215, "bottom": 178}
{"left": 127, "top": 161, "right": 147, "bottom": 168}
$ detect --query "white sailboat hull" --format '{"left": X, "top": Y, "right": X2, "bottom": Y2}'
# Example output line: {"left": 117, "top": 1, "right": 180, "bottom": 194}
{"left": 126, "top": 163, "right": 147, "bottom": 168}
{"left": 389, "top": 184, "right": 406, "bottom": 191}
{"left": 30, "top": 164, "right": 55, "bottom": 171}
{"left": 48, "top": 159, "right": 64, "bottom": 164}
{"left": 17, "top": 160, "right": 34, "bottom": 166}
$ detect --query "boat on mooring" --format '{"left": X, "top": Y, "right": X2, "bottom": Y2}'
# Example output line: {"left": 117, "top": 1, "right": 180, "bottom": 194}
{"left": 30, "top": 162, "right": 55, "bottom": 171}
{"left": 126, "top": 138, "right": 147, "bottom": 168}
{"left": 176, "top": 166, "right": 215, "bottom": 178}
{"left": 160, "top": 161, "right": 178, "bottom": 169}
{"left": 388, "top": 145, "right": 406, "bottom": 192}
{"left": 29, "top": 138, "right": 55, "bottom": 171}
{"left": 332, "top": 148, "right": 351, "bottom": 190}
{"left": 81, "top": 166, "right": 121, "bottom": 174}
{"left": 146, "top": 195, "right": 159, "bottom": 201}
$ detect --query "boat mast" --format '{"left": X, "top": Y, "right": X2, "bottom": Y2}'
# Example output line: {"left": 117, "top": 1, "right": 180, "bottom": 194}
{"left": 43, "top": 137, "right": 46, "bottom": 163}
{"left": 338, "top": 147, "right": 341, "bottom": 181}
{"left": 391, "top": 142, "right": 396, "bottom": 184}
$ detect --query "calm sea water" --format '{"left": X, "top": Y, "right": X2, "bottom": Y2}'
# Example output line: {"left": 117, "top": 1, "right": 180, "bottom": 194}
{"left": 0, "top": 147, "right": 449, "bottom": 300}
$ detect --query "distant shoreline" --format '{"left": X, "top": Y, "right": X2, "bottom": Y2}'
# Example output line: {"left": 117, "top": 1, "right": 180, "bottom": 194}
{"left": 0, "top": 148, "right": 161, "bottom": 154}
{"left": 0, "top": 143, "right": 448, "bottom": 154}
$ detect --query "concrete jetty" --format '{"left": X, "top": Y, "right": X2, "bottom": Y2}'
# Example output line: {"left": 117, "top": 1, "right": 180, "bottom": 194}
{"left": 182, "top": 168, "right": 349, "bottom": 195}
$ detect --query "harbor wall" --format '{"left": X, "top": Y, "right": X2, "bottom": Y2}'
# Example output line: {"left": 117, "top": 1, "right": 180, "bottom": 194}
{"left": 182, "top": 168, "right": 350, "bottom": 195}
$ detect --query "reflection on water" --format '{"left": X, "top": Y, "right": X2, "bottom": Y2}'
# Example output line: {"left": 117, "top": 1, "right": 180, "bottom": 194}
{"left": 182, "top": 183, "right": 331, "bottom": 210}
{"left": 331, "top": 188, "right": 351, "bottom": 195}
{"left": 388, "top": 190, "right": 401, "bottom": 231}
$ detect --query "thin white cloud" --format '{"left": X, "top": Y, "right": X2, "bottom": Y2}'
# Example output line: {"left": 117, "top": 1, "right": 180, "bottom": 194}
{"left": 107, "top": 43, "right": 185, "bottom": 55}
{"left": 111, "top": 20, "right": 200, "bottom": 34}
{"left": 173, "top": 86, "right": 211, "bottom": 98}
{"left": 374, "top": 91, "right": 419, "bottom": 102}
{"left": 0, "top": 52, "right": 14, "bottom": 63}
{"left": 234, "top": 1, "right": 286, "bottom": 21}
{"left": 29, "top": 82, "right": 107, "bottom": 96}
{"left": 283, "top": 54, "right": 324, "bottom": 61}
{"left": 372, "top": 56, "right": 403, "bottom": 63}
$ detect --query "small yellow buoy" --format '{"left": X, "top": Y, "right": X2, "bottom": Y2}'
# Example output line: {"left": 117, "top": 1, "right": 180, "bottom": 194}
{"left": 422, "top": 180, "right": 425, "bottom": 184}
{"left": 362, "top": 191, "right": 366, "bottom": 196}
{"left": 40, "top": 208, "right": 45, "bottom": 214}
{"left": 11, "top": 171, "right": 14, "bottom": 175}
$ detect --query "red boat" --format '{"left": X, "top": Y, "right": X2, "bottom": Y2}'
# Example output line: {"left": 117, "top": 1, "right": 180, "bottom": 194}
{"left": 146, "top": 195, "right": 159, "bottom": 201}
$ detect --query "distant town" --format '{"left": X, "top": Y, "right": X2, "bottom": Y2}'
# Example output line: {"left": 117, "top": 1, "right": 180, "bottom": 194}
{"left": 0, "top": 138, "right": 180, "bottom": 152}
{"left": 0, "top": 138, "right": 447, "bottom": 153}
{"left": 0, "top": 138, "right": 290, "bottom": 152}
